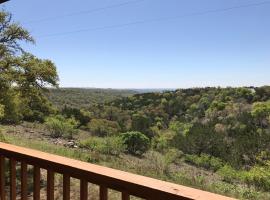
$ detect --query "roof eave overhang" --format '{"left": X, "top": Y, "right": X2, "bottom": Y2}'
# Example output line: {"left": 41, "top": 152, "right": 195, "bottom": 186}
{"left": 0, "top": 0, "right": 9, "bottom": 4}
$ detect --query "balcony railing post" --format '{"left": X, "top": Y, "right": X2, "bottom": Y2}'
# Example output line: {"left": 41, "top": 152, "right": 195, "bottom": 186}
{"left": 33, "top": 166, "right": 40, "bottom": 200}
{"left": 9, "top": 158, "right": 16, "bottom": 200}
{"left": 100, "top": 185, "right": 108, "bottom": 200}
{"left": 21, "top": 161, "right": 28, "bottom": 200}
{"left": 80, "top": 179, "right": 88, "bottom": 200}
{"left": 47, "top": 170, "right": 55, "bottom": 200}
{"left": 0, "top": 155, "right": 5, "bottom": 200}
{"left": 122, "top": 191, "right": 130, "bottom": 200}
{"left": 63, "top": 174, "right": 70, "bottom": 200}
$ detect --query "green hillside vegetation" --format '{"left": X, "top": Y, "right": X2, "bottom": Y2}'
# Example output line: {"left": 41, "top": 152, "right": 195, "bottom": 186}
{"left": 47, "top": 88, "right": 137, "bottom": 109}
{"left": 1, "top": 9, "right": 270, "bottom": 199}
{"left": 49, "top": 86, "right": 270, "bottom": 199}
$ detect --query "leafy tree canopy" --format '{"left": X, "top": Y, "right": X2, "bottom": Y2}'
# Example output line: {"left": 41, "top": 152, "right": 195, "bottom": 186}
{"left": 0, "top": 10, "right": 58, "bottom": 123}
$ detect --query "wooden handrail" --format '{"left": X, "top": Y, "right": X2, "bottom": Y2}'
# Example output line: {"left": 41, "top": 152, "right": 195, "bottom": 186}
{"left": 0, "top": 142, "right": 235, "bottom": 200}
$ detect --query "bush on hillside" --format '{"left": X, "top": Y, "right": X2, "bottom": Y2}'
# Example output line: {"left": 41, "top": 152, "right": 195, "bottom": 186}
{"left": 164, "top": 148, "right": 184, "bottom": 164}
{"left": 80, "top": 136, "right": 126, "bottom": 156}
{"left": 243, "top": 165, "right": 270, "bottom": 191}
{"left": 185, "top": 153, "right": 224, "bottom": 171}
{"left": 0, "top": 127, "right": 6, "bottom": 142}
{"left": 120, "top": 131, "right": 150, "bottom": 156}
{"left": 0, "top": 104, "right": 4, "bottom": 120}
{"left": 87, "top": 119, "right": 120, "bottom": 136}
{"left": 217, "top": 164, "right": 270, "bottom": 191}
{"left": 143, "top": 151, "right": 167, "bottom": 175}
{"left": 62, "top": 106, "right": 91, "bottom": 127}
{"left": 45, "top": 115, "right": 78, "bottom": 139}
{"left": 152, "top": 130, "right": 176, "bottom": 153}
{"left": 217, "top": 165, "right": 239, "bottom": 184}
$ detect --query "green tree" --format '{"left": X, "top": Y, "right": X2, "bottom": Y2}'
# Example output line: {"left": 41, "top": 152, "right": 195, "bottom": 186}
{"left": 0, "top": 89, "right": 22, "bottom": 123}
{"left": 62, "top": 106, "right": 91, "bottom": 127}
{"left": 0, "top": 10, "right": 58, "bottom": 123}
{"left": 45, "top": 115, "right": 78, "bottom": 139}
{"left": 87, "top": 119, "right": 120, "bottom": 136}
{"left": 0, "top": 11, "right": 34, "bottom": 57}
{"left": 120, "top": 131, "right": 150, "bottom": 156}
{"left": 131, "top": 113, "right": 151, "bottom": 136}
{"left": 251, "top": 101, "right": 270, "bottom": 127}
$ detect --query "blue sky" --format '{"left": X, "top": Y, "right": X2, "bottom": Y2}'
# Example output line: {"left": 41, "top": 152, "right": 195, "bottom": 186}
{"left": 3, "top": 0, "right": 270, "bottom": 88}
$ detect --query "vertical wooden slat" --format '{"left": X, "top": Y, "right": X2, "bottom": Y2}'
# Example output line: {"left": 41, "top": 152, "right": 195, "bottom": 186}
{"left": 100, "top": 185, "right": 108, "bottom": 200}
{"left": 33, "top": 166, "right": 40, "bottom": 200}
{"left": 63, "top": 174, "right": 70, "bottom": 200}
{"left": 0, "top": 156, "right": 5, "bottom": 200}
{"left": 47, "top": 170, "right": 54, "bottom": 200}
{"left": 80, "top": 179, "right": 88, "bottom": 200}
{"left": 21, "top": 161, "right": 27, "bottom": 200}
{"left": 122, "top": 191, "right": 130, "bottom": 200}
{"left": 10, "top": 158, "right": 16, "bottom": 200}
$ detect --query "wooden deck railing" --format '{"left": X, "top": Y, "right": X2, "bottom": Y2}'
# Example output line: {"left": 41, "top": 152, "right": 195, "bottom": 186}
{"left": 0, "top": 142, "right": 235, "bottom": 200}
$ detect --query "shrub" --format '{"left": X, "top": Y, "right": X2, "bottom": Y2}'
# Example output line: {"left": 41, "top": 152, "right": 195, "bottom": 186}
{"left": 243, "top": 166, "right": 270, "bottom": 191}
{"left": 217, "top": 165, "right": 270, "bottom": 191}
{"left": 87, "top": 119, "right": 120, "bottom": 136}
{"left": 152, "top": 130, "right": 176, "bottom": 153}
{"left": 217, "top": 165, "right": 239, "bottom": 183}
{"left": 209, "top": 156, "right": 224, "bottom": 171}
{"left": 144, "top": 151, "right": 167, "bottom": 175}
{"left": 131, "top": 114, "right": 151, "bottom": 137}
{"left": 169, "top": 121, "right": 193, "bottom": 136}
{"left": 0, "top": 104, "right": 4, "bottom": 120}
{"left": 62, "top": 106, "right": 91, "bottom": 127}
{"left": 45, "top": 115, "right": 79, "bottom": 139}
{"left": 120, "top": 131, "right": 150, "bottom": 156}
{"left": 80, "top": 136, "right": 126, "bottom": 156}
{"left": 164, "top": 148, "right": 184, "bottom": 165}
{"left": 211, "top": 182, "right": 257, "bottom": 200}
{"left": 185, "top": 154, "right": 223, "bottom": 171}
{"left": 0, "top": 127, "right": 6, "bottom": 142}
{"left": 80, "top": 137, "right": 101, "bottom": 150}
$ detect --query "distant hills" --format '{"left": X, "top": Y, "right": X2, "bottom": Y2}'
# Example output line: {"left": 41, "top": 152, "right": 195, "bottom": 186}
{"left": 47, "top": 88, "right": 138, "bottom": 108}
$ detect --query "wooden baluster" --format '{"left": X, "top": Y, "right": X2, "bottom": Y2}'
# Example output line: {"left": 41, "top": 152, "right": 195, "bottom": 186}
{"left": 63, "top": 174, "right": 70, "bottom": 200}
{"left": 10, "top": 158, "right": 16, "bottom": 200}
{"left": 80, "top": 179, "right": 88, "bottom": 200}
{"left": 0, "top": 156, "right": 5, "bottom": 200}
{"left": 121, "top": 191, "right": 130, "bottom": 200}
{"left": 47, "top": 170, "right": 54, "bottom": 200}
{"left": 99, "top": 185, "right": 108, "bottom": 200}
{"left": 21, "top": 161, "right": 27, "bottom": 200}
{"left": 33, "top": 166, "right": 40, "bottom": 200}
